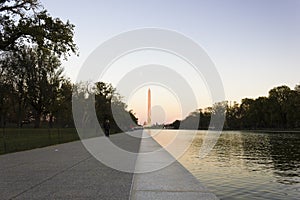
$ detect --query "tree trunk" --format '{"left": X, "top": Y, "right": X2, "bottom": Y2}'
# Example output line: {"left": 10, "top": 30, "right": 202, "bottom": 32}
{"left": 0, "top": 114, "right": 4, "bottom": 128}
{"left": 34, "top": 112, "right": 41, "bottom": 128}
{"left": 17, "top": 100, "right": 22, "bottom": 128}
{"left": 49, "top": 115, "right": 53, "bottom": 128}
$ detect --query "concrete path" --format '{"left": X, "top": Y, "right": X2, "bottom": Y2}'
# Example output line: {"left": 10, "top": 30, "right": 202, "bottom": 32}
{"left": 0, "top": 132, "right": 141, "bottom": 200}
{"left": 130, "top": 131, "right": 218, "bottom": 200}
{"left": 0, "top": 130, "right": 218, "bottom": 199}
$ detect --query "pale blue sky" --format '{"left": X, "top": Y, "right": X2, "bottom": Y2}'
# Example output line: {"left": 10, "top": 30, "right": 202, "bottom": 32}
{"left": 41, "top": 0, "right": 300, "bottom": 123}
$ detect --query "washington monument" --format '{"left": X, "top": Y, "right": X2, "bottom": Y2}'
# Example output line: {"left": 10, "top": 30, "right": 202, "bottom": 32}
{"left": 147, "top": 88, "right": 151, "bottom": 125}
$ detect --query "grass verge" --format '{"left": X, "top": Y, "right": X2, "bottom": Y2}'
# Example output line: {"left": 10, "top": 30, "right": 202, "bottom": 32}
{"left": 0, "top": 128, "right": 79, "bottom": 155}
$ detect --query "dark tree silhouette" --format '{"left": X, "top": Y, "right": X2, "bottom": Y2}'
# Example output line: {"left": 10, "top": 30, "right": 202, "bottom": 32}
{"left": 0, "top": 0, "right": 77, "bottom": 57}
{"left": 167, "top": 84, "right": 300, "bottom": 130}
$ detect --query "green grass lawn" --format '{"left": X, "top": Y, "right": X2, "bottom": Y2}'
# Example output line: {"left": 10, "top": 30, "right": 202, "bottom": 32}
{"left": 0, "top": 128, "right": 80, "bottom": 155}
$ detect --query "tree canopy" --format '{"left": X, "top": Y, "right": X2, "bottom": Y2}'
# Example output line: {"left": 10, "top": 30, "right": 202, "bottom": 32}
{"left": 0, "top": 0, "right": 77, "bottom": 58}
{"left": 167, "top": 84, "right": 300, "bottom": 130}
{"left": 0, "top": 0, "right": 79, "bottom": 128}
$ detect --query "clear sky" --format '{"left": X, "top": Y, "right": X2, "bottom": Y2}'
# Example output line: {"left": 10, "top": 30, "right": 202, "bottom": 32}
{"left": 41, "top": 0, "right": 300, "bottom": 124}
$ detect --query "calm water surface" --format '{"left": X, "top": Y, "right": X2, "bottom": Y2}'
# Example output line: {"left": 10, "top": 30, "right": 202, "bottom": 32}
{"left": 150, "top": 130, "right": 300, "bottom": 200}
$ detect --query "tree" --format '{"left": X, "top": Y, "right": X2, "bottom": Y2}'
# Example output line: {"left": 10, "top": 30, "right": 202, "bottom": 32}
{"left": 167, "top": 120, "right": 181, "bottom": 129}
{"left": 73, "top": 82, "right": 103, "bottom": 130}
{"left": 94, "top": 82, "right": 115, "bottom": 126}
{"left": 251, "top": 97, "right": 270, "bottom": 128}
{"left": 55, "top": 79, "right": 74, "bottom": 128}
{"left": 239, "top": 98, "right": 256, "bottom": 129}
{"left": 4, "top": 46, "right": 63, "bottom": 128}
{"left": 168, "top": 84, "right": 300, "bottom": 130}
{"left": 295, "top": 84, "right": 300, "bottom": 92}
{"left": 0, "top": 0, "right": 77, "bottom": 58}
{"left": 10, "top": 51, "right": 28, "bottom": 127}
{"left": 268, "top": 86, "right": 292, "bottom": 128}
{"left": 0, "top": 54, "right": 14, "bottom": 127}
{"left": 180, "top": 110, "right": 200, "bottom": 130}
{"left": 211, "top": 101, "right": 227, "bottom": 130}
{"left": 226, "top": 101, "right": 241, "bottom": 129}
{"left": 93, "top": 82, "right": 139, "bottom": 132}
{"left": 45, "top": 67, "right": 65, "bottom": 128}
{"left": 111, "top": 97, "right": 138, "bottom": 131}
{"left": 294, "top": 85, "right": 300, "bottom": 127}
{"left": 0, "top": 0, "right": 78, "bottom": 128}
{"left": 27, "top": 48, "right": 63, "bottom": 127}
{"left": 199, "top": 108, "right": 211, "bottom": 129}
{"left": 129, "top": 110, "right": 138, "bottom": 125}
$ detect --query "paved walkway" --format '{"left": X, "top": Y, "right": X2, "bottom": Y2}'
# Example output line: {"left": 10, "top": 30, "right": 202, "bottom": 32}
{"left": 130, "top": 131, "right": 218, "bottom": 200}
{"left": 0, "top": 131, "right": 218, "bottom": 200}
{"left": 0, "top": 132, "right": 141, "bottom": 200}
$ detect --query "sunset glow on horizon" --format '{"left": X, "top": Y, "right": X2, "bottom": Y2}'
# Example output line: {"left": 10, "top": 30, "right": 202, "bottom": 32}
{"left": 127, "top": 85, "right": 183, "bottom": 125}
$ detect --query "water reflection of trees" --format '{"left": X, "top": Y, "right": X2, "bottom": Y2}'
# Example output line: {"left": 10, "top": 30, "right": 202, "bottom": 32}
{"left": 267, "top": 133, "right": 300, "bottom": 184}
{"left": 213, "top": 132, "right": 300, "bottom": 185}
{"left": 179, "top": 131, "right": 300, "bottom": 185}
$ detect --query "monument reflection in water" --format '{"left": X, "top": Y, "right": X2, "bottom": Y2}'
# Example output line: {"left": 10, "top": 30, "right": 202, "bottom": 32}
{"left": 149, "top": 130, "right": 300, "bottom": 200}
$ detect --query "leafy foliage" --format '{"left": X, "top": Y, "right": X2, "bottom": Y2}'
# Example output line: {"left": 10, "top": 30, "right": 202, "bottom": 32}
{"left": 0, "top": 0, "right": 77, "bottom": 58}
{"left": 168, "top": 85, "right": 300, "bottom": 130}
